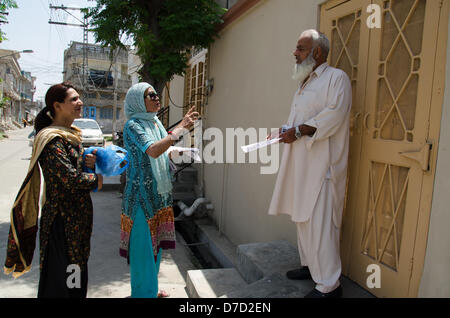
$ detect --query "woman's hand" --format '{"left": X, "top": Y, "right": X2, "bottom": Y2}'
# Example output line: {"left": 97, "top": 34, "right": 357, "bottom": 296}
{"left": 85, "top": 149, "right": 97, "bottom": 170}
{"left": 179, "top": 106, "right": 200, "bottom": 130}
{"left": 168, "top": 149, "right": 183, "bottom": 160}
{"left": 146, "top": 107, "right": 199, "bottom": 159}
{"left": 169, "top": 106, "right": 199, "bottom": 141}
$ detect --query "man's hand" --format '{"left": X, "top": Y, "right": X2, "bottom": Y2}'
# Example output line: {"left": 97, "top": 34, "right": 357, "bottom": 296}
{"left": 85, "top": 149, "right": 97, "bottom": 170}
{"left": 280, "top": 125, "right": 317, "bottom": 144}
{"left": 266, "top": 128, "right": 282, "bottom": 140}
{"left": 280, "top": 127, "right": 297, "bottom": 144}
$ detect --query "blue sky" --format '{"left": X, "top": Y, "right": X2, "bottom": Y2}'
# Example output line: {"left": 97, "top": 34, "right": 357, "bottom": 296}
{"left": 1, "top": 0, "right": 96, "bottom": 101}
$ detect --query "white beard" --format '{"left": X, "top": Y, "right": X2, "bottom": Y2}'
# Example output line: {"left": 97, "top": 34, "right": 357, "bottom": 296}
{"left": 292, "top": 52, "right": 316, "bottom": 83}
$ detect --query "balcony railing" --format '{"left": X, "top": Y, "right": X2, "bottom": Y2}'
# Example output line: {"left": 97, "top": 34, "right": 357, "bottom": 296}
{"left": 64, "top": 74, "right": 131, "bottom": 93}
{"left": 20, "top": 93, "right": 32, "bottom": 101}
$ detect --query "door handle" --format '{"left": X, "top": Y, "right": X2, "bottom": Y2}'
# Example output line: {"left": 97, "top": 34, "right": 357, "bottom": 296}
{"left": 350, "top": 112, "right": 361, "bottom": 131}
{"left": 399, "top": 142, "right": 432, "bottom": 171}
{"left": 363, "top": 113, "right": 370, "bottom": 132}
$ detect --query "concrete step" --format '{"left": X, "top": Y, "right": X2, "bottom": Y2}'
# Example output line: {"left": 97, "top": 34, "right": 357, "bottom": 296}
{"left": 172, "top": 165, "right": 198, "bottom": 204}
{"left": 229, "top": 240, "right": 374, "bottom": 298}
{"left": 221, "top": 272, "right": 373, "bottom": 298}
{"left": 182, "top": 218, "right": 374, "bottom": 298}
{"left": 172, "top": 183, "right": 196, "bottom": 193}
{"left": 173, "top": 192, "right": 197, "bottom": 204}
{"left": 186, "top": 268, "right": 248, "bottom": 298}
{"left": 222, "top": 272, "right": 314, "bottom": 298}
{"left": 236, "top": 240, "right": 301, "bottom": 284}
{"left": 221, "top": 273, "right": 375, "bottom": 298}
{"left": 174, "top": 166, "right": 198, "bottom": 184}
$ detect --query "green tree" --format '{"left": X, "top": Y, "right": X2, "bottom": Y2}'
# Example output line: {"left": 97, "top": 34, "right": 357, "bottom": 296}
{"left": 0, "top": 0, "right": 18, "bottom": 42}
{"left": 85, "top": 0, "right": 225, "bottom": 96}
{"left": 0, "top": 94, "right": 10, "bottom": 110}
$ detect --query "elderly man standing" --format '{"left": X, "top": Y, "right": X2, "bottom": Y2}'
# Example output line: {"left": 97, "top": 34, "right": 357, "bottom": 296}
{"left": 268, "top": 29, "right": 352, "bottom": 298}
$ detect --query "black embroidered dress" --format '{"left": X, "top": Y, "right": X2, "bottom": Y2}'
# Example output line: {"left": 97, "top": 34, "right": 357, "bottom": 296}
{"left": 37, "top": 136, "right": 98, "bottom": 297}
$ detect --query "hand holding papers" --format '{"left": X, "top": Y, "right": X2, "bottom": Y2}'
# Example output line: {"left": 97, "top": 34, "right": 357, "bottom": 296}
{"left": 241, "top": 137, "right": 282, "bottom": 153}
{"left": 168, "top": 146, "right": 201, "bottom": 162}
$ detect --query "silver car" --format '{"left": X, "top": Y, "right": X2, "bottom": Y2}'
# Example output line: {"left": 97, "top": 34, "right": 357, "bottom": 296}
{"left": 73, "top": 118, "right": 105, "bottom": 147}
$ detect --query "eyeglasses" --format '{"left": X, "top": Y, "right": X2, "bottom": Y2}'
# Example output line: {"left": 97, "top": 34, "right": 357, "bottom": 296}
{"left": 145, "top": 92, "right": 159, "bottom": 101}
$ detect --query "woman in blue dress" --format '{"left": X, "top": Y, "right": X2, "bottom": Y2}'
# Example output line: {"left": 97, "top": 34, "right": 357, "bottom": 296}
{"left": 120, "top": 82, "right": 198, "bottom": 298}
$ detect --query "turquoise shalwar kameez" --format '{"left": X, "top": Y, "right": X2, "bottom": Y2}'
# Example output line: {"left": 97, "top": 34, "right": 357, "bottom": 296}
{"left": 120, "top": 83, "right": 176, "bottom": 298}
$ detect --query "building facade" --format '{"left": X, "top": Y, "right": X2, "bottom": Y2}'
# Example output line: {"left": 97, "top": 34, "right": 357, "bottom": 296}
{"left": 20, "top": 70, "right": 37, "bottom": 122}
{"left": 0, "top": 49, "right": 36, "bottom": 127}
{"left": 63, "top": 42, "right": 132, "bottom": 133}
{"left": 165, "top": 0, "right": 450, "bottom": 297}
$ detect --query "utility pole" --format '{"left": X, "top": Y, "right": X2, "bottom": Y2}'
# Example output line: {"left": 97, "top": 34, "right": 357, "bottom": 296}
{"left": 112, "top": 48, "right": 119, "bottom": 134}
{"left": 48, "top": 5, "right": 89, "bottom": 105}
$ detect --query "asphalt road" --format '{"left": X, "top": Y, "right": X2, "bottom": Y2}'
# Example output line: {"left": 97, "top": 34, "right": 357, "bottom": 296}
{"left": 0, "top": 126, "right": 40, "bottom": 297}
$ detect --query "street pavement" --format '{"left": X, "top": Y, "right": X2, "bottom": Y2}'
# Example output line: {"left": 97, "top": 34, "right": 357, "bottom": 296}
{"left": 0, "top": 126, "right": 198, "bottom": 298}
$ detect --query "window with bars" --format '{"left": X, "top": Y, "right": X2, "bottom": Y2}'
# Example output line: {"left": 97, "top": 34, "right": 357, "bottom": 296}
{"left": 160, "top": 82, "right": 170, "bottom": 128}
{"left": 100, "top": 107, "right": 120, "bottom": 119}
{"left": 183, "top": 57, "right": 207, "bottom": 116}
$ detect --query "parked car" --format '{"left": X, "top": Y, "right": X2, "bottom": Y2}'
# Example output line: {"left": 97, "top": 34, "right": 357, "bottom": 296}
{"left": 72, "top": 118, "right": 105, "bottom": 148}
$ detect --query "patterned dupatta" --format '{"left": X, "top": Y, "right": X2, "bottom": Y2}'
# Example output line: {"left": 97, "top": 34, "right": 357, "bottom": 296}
{"left": 3, "top": 126, "right": 81, "bottom": 278}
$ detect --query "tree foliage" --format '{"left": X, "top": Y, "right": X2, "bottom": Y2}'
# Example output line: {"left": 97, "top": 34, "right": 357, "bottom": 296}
{"left": 0, "top": 95, "right": 10, "bottom": 109}
{"left": 0, "top": 0, "right": 18, "bottom": 42}
{"left": 85, "top": 0, "right": 225, "bottom": 94}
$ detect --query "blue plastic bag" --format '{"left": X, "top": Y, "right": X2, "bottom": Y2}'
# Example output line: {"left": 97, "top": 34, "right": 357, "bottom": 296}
{"left": 83, "top": 145, "right": 129, "bottom": 177}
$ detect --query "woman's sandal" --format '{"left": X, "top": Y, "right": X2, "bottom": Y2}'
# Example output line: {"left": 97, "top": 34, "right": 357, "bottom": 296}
{"left": 157, "top": 290, "right": 170, "bottom": 298}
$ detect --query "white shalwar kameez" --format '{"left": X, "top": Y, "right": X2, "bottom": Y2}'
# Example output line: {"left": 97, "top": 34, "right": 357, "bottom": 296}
{"left": 268, "top": 63, "right": 352, "bottom": 293}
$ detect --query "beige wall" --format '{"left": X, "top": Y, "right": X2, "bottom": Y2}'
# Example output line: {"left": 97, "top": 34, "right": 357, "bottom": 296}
{"left": 418, "top": 14, "right": 450, "bottom": 298}
{"left": 202, "top": 0, "right": 323, "bottom": 246}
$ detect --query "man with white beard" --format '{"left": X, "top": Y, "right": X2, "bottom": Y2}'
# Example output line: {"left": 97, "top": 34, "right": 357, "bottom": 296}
{"left": 268, "top": 29, "right": 352, "bottom": 298}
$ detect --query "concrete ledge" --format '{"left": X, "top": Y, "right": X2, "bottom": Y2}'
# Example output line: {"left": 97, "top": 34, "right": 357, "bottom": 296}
{"left": 187, "top": 268, "right": 248, "bottom": 298}
{"left": 195, "top": 218, "right": 238, "bottom": 269}
{"left": 101, "top": 175, "right": 121, "bottom": 191}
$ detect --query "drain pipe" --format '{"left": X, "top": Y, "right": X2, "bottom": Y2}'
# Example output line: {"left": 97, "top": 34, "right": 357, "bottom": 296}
{"left": 176, "top": 198, "right": 211, "bottom": 219}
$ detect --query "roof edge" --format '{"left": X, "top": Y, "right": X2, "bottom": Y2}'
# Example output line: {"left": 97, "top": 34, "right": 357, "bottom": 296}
{"left": 219, "top": 0, "right": 262, "bottom": 31}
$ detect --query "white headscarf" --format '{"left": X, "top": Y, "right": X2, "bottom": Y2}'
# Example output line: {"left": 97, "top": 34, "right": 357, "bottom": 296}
{"left": 124, "top": 82, "right": 172, "bottom": 200}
